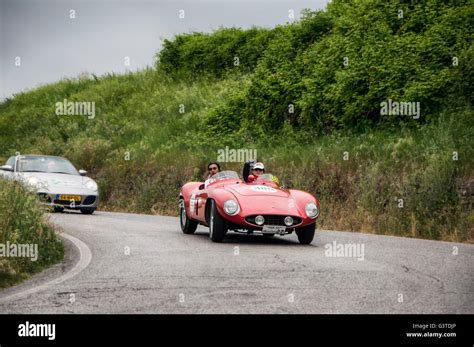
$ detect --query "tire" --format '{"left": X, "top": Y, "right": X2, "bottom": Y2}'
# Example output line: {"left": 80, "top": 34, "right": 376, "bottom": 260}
{"left": 179, "top": 198, "right": 198, "bottom": 234}
{"left": 80, "top": 209, "right": 95, "bottom": 215}
{"left": 296, "top": 223, "right": 316, "bottom": 245}
{"left": 53, "top": 206, "right": 64, "bottom": 213}
{"left": 209, "top": 200, "right": 227, "bottom": 242}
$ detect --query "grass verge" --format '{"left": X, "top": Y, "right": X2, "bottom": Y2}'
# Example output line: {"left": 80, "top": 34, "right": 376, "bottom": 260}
{"left": 0, "top": 178, "right": 64, "bottom": 288}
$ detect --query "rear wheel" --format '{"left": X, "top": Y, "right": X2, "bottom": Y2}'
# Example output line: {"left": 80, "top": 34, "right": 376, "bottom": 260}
{"left": 209, "top": 200, "right": 227, "bottom": 242}
{"left": 296, "top": 223, "right": 316, "bottom": 245}
{"left": 179, "top": 198, "right": 198, "bottom": 234}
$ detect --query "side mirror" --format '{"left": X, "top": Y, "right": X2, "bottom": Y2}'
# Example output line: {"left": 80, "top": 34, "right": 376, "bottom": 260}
{"left": 199, "top": 184, "right": 205, "bottom": 190}
{"left": 78, "top": 169, "right": 87, "bottom": 176}
{"left": 0, "top": 165, "right": 13, "bottom": 172}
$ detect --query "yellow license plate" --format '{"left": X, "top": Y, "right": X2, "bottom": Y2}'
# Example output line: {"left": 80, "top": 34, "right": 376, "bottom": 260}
{"left": 59, "top": 195, "right": 81, "bottom": 201}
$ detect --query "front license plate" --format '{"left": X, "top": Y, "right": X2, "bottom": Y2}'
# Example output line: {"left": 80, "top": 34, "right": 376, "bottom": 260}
{"left": 262, "top": 225, "right": 286, "bottom": 234}
{"left": 59, "top": 195, "right": 81, "bottom": 201}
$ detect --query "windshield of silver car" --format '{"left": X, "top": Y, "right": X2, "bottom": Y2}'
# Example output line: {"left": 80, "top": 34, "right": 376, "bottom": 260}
{"left": 17, "top": 156, "right": 79, "bottom": 175}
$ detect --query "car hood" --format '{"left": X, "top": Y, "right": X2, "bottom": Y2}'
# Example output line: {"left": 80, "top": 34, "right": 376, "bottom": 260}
{"left": 222, "top": 184, "right": 305, "bottom": 216}
{"left": 17, "top": 172, "right": 88, "bottom": 188}
{"left": 225, "top": 183, "right": 290, "bottom": 198}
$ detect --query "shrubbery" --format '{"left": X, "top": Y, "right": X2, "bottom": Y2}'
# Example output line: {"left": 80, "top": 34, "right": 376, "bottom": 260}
{"left": 0, "top": 0, "right": 472, "bottom": 241}
{"left": 0, "top": 178, "right": 64, "bottom": 287}
{"left": 157, "top": 1, "right": 472, "bottom": 134}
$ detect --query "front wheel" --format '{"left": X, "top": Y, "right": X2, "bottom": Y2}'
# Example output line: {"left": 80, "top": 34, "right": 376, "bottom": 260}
{"left": 179, "top": 198, "right": 198, "bottom": 234}
{"left": 209, "top": 200, "right": 227, "bottom": 242}
{"left": 295, "top": 223, "right": 316, "bottom": 245}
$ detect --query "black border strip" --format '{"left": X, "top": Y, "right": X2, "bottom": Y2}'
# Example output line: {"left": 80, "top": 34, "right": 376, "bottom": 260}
{"left": 0, "top": 314, "right": 472, "bottom": 346}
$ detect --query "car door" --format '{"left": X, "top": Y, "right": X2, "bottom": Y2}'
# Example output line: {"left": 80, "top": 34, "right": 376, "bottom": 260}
{"left": 195, "top": 186, "right": 210, "bottom": 222}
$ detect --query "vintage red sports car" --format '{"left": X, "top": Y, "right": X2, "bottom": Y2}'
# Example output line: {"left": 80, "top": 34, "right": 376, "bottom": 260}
{"left": 179, "top": 170, "right": 320, "bottom": 244}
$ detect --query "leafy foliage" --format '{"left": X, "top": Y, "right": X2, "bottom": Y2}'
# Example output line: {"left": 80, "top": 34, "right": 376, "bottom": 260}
{"left": 0, "top": 1, "right": 472, "bottom": 241}
{"left": 156, "top": 1, "right": 472, "bottom": 134}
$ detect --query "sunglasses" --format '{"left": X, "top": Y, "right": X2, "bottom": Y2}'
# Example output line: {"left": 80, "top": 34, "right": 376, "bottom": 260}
{"left": 208, "top": 167, "right": 218, "bottom": 171}
{"left": 253, "top": 168, "right": 264, "bottom": 172}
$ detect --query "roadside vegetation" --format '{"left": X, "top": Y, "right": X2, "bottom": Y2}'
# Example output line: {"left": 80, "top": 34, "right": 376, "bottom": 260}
{"left": 0, "top": 0, "right": 472, "bottom": 242}
{"left": 0, "top": 178, "right": 64, "bottom": 287}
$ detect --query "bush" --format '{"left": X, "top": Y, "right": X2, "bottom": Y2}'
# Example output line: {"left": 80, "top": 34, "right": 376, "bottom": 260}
{"left": 0, "top": 2, "right": 471, "bottom": 243}
{"left": 176, "top": 0, "right": 472, "bottom": 134}
{"left": 0, "top": 178, "right": 64, "bottom": 287}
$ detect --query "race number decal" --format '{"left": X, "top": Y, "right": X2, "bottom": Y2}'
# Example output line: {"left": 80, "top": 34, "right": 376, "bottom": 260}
{"left": 189, "top": 194, "right": 197, "bottom": 211}
{"left": 250, "top": 185, "right": 277, "bottom": 193}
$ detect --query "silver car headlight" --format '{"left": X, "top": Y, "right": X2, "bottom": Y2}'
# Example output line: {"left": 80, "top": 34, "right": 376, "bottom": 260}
{"left": 223, "top": 200, "right": 239, "bottom": 215}
{"left": 26, "top": 177, "right": 46, "bottom": 189}
{"left": 305, "top": 202, "right": 319, "bottom": 219}
{"left": 84, "top": 179, "right": 98, "bottom": 191}
{"left": 27, "top": 177, "right": 40, "bottom": 186}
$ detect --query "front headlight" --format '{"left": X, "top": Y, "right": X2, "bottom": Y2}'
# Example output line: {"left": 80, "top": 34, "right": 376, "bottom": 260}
{"left": 84, "top": 179, "right": 98, "bottom": 191}
{"left": 305, "top": 202, "right": 319, "bottom": 219}
{"left": 223, "top": 200, "right": 240, "bottom": 215}
{"left": 27, "top": 177, "right": 39, "bottom": 186}
{"left": 26, "top": 176, "right": 46, "bottom": 189}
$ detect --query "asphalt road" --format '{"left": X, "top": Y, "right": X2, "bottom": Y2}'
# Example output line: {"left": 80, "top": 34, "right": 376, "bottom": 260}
{"left": 0, "top": 211, "right": 472, "bottom": 313}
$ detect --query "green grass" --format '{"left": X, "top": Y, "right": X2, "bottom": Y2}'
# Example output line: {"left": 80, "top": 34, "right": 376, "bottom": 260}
{"left": 0, "top": 70, "right": 472, "bottom": 242}
{"left": 0, "top": 178, "right": 64, "bottom": 288}
{"left": 0, "top": 0, "right": 472, "bottom": 243}
{"left": 261, "top": 108, "right": 473, "bottom": 241}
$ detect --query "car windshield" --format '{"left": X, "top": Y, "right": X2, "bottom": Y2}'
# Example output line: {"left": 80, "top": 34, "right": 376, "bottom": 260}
{"left": 257, "top": 173, "right": 275, "bottom": 182}
{"left": 17, "top": 156, "right": 79, "bottom": 175}
{"left": 209, "top": 170, "right": 240, "bottom": 181}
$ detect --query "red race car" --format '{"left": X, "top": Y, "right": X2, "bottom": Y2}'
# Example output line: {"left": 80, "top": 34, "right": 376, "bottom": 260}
{"left": 179, "top": 170, "right": 320, "bottom": 244}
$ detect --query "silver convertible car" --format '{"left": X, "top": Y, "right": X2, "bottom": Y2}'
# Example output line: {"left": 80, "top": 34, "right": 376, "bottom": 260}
{"left": 0, "top": 155, "right": 99, "bottom": 214}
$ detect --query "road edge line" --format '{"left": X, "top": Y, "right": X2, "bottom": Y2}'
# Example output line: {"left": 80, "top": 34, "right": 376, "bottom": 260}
{"left": 0, "top": 232, "right": 92, "bottom": 302}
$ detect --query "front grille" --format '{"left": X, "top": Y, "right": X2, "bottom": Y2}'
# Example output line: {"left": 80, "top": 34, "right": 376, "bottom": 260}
{"left": 83, "top": 196, "right": 96, "bottom": 205}
{"left": 55, "top": 199, "right": 79, "bottom": 206}
{"left": 245, "top": 215, "right": 302, "bottom": 226}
